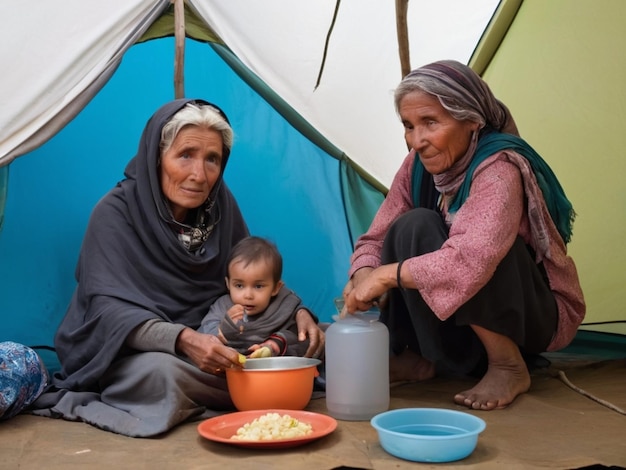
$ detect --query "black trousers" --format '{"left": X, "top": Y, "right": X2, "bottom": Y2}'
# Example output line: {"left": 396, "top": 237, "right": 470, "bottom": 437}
{"left": 380, "top": 208, "right": 557, "bottom": 376}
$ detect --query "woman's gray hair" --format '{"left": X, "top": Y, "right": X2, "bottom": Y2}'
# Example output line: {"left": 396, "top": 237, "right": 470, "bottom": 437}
{"left": 160, "top": 103, "right": 234, "bottom": 154}
{"left": 394, "top": 60, "right": 517, "bottom": 134}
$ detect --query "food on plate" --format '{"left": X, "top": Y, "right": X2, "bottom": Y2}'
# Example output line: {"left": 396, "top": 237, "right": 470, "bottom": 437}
{"left": 230, "top": 412, "right": 313, "bottom": 441}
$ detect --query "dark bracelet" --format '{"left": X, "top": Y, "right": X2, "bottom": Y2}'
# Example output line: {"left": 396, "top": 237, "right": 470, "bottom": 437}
{"left": 397, "top": 259, "right": 404, "bottom": 290}
{"left": 268, "top": 334, "right": 287, "bottom": 356}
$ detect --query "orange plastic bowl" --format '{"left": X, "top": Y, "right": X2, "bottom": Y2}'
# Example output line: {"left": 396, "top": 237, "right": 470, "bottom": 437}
{"left": 225, "top": 357, "right": 321, "bottom": 411}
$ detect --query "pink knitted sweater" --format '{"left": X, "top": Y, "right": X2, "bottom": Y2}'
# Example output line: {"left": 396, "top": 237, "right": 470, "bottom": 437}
{"left": 350, "top": 150, "right": 585, "bottom": 351}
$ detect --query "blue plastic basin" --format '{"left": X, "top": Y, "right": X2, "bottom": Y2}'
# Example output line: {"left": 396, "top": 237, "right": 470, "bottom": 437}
{"left": 370, "top": 408, "right": 486, "bottom": 463}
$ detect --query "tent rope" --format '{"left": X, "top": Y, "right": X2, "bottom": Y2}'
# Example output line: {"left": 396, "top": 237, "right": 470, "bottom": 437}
{"left": 552, "top": 369, "right": 626, "bottom": 416}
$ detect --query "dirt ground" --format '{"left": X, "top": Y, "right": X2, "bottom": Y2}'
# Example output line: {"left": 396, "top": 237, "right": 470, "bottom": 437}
{"left": 2, "top": 352, "right": 625, "bottom": 470}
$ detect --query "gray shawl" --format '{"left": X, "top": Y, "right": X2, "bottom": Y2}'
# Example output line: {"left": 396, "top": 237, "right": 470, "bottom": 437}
{"left": 48, "top": 99, "right": 248, "bottom": 392}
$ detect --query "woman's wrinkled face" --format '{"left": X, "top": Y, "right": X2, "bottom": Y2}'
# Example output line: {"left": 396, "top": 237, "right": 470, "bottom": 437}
{"left": 399, "top": 91, "right": 478, "bottom": 175}
{"left": 160, "top": 126, "right": 223, "bottom": 222}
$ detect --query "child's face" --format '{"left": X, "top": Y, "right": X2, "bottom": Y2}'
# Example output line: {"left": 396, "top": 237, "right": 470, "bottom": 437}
{"left": 226, "top": 259, "right": 283, "bottom": 315}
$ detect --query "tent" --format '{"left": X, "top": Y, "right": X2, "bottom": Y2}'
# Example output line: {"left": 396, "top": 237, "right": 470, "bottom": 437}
{"left": 1, "top": 0, "right": 624, "bottom": 358}
{"left": 473, "top": 0, "right": 626, "bottom": 339}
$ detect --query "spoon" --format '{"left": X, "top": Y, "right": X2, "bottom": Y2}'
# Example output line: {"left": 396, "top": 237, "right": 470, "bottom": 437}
{"left": 239, "top": 307, "right": 249, "bottom": 334}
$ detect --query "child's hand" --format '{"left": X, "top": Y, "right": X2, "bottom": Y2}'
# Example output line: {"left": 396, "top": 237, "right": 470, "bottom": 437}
{"left": 247, "top": 341, "right": 278, "bottom": 358}
{"left": 248, "top": 346, "right": 272, "bottom": 358}
{"left": 227, "top": 304, "right": 246, "bottom": 323}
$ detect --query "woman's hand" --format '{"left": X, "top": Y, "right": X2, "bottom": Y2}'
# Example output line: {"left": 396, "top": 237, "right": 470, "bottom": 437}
{"left": 175, "top": 327, "right": 243, "bottom": 375}
{"left": 342, "top": 267, "right": 374, "bottom": 299}
{"left": 340, "top": 267, "right": 374, "bottom": 314}
{"left": 344, "top": 264, "right": 396, "bottom": 313}
{"left": 295, "top": 308, "right": 325, "bottom": 359}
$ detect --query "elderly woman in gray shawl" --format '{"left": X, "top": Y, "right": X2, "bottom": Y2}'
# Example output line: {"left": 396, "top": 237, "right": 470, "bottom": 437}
{"left": 32, "top": 99, "right": 324, "bottom": 437}
{"left": 342, "top": 60, "right": 585, "bottom": 411}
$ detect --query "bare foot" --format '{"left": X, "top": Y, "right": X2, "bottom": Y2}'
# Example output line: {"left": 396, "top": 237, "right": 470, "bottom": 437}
{"left": 454, "top": 359, "right": 530, "bottom": 410}
{"left": 389, "top": 348, "right": 435, "bottom": 383}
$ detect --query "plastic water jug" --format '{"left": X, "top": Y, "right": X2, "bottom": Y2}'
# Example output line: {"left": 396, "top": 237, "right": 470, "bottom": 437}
{"left": 325, "top": 311, "right": 389, "bottom": 420}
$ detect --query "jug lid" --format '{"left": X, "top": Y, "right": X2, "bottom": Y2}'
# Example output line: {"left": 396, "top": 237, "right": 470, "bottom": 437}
{"left": 331, "top": 311, "right": 380, "bottom": 324}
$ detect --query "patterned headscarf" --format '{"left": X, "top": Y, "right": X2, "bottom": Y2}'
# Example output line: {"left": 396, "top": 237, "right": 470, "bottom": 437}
{"left": 402, "top": 60, "right": 575, "bottom": 252}
{"left": 396, "top": 59, "right": 519, "bottom": 136}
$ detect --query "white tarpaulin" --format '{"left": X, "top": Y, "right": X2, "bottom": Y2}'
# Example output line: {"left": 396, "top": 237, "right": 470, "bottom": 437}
{"left": 1, "top": 0, "right": 499, "bottom": 187}
{"left": 1, "top": 0, "right": 169, "bottom": 167}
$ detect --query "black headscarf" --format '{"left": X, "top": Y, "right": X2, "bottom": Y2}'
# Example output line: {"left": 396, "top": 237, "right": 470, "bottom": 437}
{"left": 51, "top": 99, "right": 249, "bottom": 391}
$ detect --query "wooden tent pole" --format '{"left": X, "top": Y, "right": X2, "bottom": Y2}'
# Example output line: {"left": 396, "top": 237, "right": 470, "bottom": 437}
{"left": 173, "top": 0, "right": 185, "bottom": 98}
{"left": 395, "top": 0, "right": 410, "bottom": 78}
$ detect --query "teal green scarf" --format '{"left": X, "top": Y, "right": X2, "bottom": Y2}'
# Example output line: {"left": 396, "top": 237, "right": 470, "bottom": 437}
{"left": 411, "top": 132, "right": 575, "bottom": 244}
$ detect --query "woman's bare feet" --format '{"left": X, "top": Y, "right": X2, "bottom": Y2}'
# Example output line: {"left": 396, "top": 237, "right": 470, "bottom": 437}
{"left": 454, "top": 359, "right": 530, "bottom": 410}
{"left": 454, "top": 325, "right": 531, "bottom": 410}
{"left": 389, "top": 348, "right": 435, "bottom": 383}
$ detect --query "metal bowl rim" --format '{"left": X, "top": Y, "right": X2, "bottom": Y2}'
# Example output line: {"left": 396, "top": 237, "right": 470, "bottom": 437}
{"left": 231, "top": 357, "right": 322, "bottom": 371}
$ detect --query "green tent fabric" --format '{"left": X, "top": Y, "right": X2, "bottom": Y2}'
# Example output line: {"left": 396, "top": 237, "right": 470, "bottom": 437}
{"left": 472, "top": 0, "right": 626, "bottom": 336}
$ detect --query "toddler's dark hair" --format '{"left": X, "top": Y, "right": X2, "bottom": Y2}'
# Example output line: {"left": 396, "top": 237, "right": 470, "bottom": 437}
{"left": 227, "top": 236, "right": 282, "bottom": 283}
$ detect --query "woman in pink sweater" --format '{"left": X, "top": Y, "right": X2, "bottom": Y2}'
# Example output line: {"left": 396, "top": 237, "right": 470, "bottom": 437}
{"left": 343, "top": 60, "right": 585, "bottom": 411}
